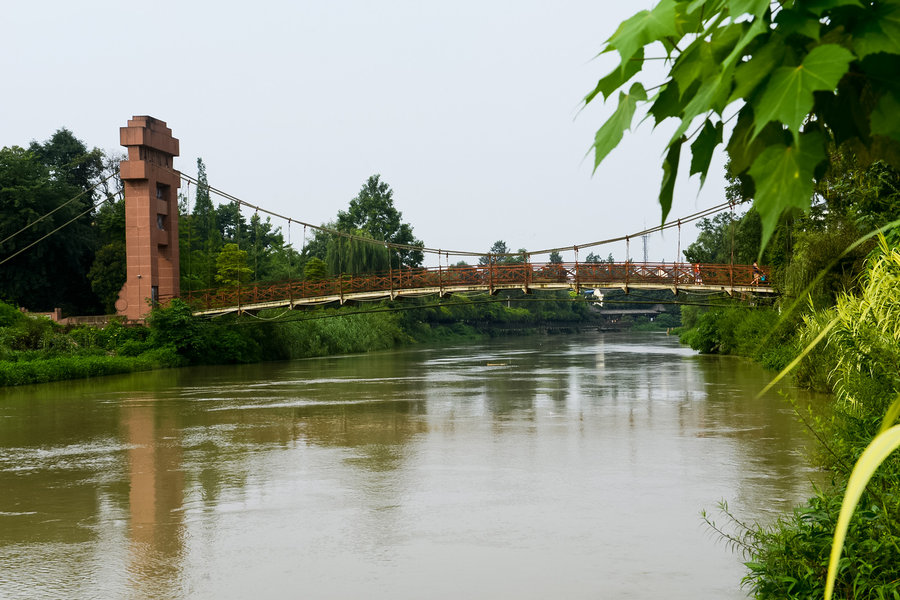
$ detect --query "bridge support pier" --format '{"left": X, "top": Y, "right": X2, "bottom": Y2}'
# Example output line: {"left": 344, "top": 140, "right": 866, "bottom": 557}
{"left": 115, "top": 116, "right": 180, "bottom": 321}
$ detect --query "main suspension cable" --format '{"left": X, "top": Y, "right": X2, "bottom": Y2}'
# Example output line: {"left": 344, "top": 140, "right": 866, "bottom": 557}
{"left": 177, "top": 170, "right": 732, "bottom": 261}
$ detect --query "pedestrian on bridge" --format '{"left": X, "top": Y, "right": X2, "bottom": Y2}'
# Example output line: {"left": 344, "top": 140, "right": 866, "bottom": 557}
{"left": 693, "top": 263, "right": 702, "bottom": 285}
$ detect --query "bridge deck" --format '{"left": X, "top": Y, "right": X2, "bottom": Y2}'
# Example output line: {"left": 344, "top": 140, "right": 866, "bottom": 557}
{"left": 183, "top": 262, "right": 774, "bottom": 317}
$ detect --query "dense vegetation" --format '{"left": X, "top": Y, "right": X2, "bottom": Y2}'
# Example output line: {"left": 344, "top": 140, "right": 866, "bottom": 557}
{"left": 0, "top": 288, "right": 607, "bottom": 387}
{"left": 0, "top": 130, "right": 122, "bottom": 314}
{"left": 672, "top": 138, "right": 900, "bottom": 600}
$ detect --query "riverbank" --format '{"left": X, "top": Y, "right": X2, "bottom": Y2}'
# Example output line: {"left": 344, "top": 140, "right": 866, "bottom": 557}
{"left": 675, "top": 240, "right": 900, "bottom": 599}
{"left": 0, "top": 291, "right": 651, "bottom": 387}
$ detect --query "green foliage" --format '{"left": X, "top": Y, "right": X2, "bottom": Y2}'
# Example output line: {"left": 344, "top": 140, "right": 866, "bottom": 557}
{"left": 782, "top": 221, "right": 873, "bottom": 310}
{"left": 728, "top": 236, "right": 900, "bottom": 598}
{"left": 682, "top": 209, "right": 766, "bottom": 265}
{"left": 589, "top": 1, "right": 900, "bottom": 250}
{"left": 336, "top": 174, "right": 424, "bottom": 267}
{"left": 820, "top": 155, "right": 900, "bottom": 233}
{"left": 801, "top": 236, "right": 900, "bottom": 416}
{"left": 147, "top": 299, "right": 263, "bottom": 364}
{"left": 729, "top": 487, "right": 900, "bottom": 600}
{"left": 181, "top": 158, "right": 221, "bottom": 290}
{"left": 478, "top": 240, "right": 526, "bottom": 265}
{"left": 303, "top": 257, "right": 328, "bottom": 282}
{"left": 87, "top": 241, "right": 126, "bottom": 313}
{"left": 0, "top": 301, "right": 24, "bottom": 327}
{"left": 178, "top": 158, "right": 300, "bottom": 291}
{"left": 0, "top": 315, "right": 58, "bottom": 352}
{"left": 266, "top": 308, "right": 408, "bottom": 359}
{"left": 325, "top": 231, "right": 390, "bottom": 276}
{"left": 679, "top": 305, "right": 794, "bottom": 366}
{"left": 215, "top": 243, "right": 252, "bottom": 287}
{"left": 0, "top": 142, "right": 98, "bottom": 313}
{"left": 147, "top": 298, "right": 200, "bottom": 357}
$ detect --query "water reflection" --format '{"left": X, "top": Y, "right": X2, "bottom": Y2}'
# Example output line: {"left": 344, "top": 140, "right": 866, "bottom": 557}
{"left": 123, "top": 400, "right": 185, "bottom": 599}
{"left": 0, "top": 333, "right": 827, "bottom": 599}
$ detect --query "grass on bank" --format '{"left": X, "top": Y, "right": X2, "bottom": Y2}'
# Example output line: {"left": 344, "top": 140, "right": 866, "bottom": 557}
{"left": 0, "top": 290, "right": 607, "bottom": 387}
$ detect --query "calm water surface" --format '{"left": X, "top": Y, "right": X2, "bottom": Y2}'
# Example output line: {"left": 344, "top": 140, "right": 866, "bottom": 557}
{"left": 0, "top": 332, "right": 824, "bottom": 599}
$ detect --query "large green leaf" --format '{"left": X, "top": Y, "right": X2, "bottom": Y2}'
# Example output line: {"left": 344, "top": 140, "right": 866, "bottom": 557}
{"left": 592, "top": 83, "right": 648, "bottom": 170}
{"left": 730, "top": 38, "right": 788, "bottom": 103}
{"left": 690, "top": 120, "right": 723, "bottom": 187}
{"left": 727, "top": 108, "right": 789, "bottom": 175}
{"left": 659, "top": 136, "right": 685, "bottom": 224}
{"left": 671, "top": 22, "right": 746, "bottom": 101}
{"left": 671, "top": 38, "right": 720, "bottom": 100}
{"left": 727, "top": 0, "right": 769, "bottom": 18}
{"left": 851, "top": 3, "right": 900, "bottom": 59}
{"left": 753, "top": 44, "right": 854, "bottom": 139}
{"left": 773, "top": 7, "right": 821, "bottom": 40}
{"left": 605, "top": 0, "right": 679, "bottom": 65}
{"left": 870, "top": 92, "right": 900, "bottom": 142}
{"left": 585, "top": 48, "right": 644, "bottom": 105}
{"left": 667, "top": 68, "right": 732, "bottom": 146}
{"left": 648, "top": 81, "right": 683, "bottom": 126}
{"left": 802, "top": 0, "right": 863, "bottom": 16}
{"left": 748, "top": 132, "right": 825, "bottom": 250}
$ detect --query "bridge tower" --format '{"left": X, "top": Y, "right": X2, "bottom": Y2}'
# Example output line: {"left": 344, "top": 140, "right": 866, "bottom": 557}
{"left": 115, "top": 116, "right": 181, "bottom": 321}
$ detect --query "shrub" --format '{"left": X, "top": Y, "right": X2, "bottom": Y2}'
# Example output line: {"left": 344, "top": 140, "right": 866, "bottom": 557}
{"left": 0, "top": 301, "right": 24, "bottom": 327}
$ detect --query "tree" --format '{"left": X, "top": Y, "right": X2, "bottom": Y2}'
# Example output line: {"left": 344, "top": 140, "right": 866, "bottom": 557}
{"left": 325, "top": 231, "right": 390, "bottom": 276}
{"left": 549, "top": 250, "right": 564, "bottom": 264}
{"left": 87, "top": 242, "right": 126, "bottom": 313}
{"left": 28, "top": 128, "right": 103, "bottom": 192}
{"left": 303, "top": 257, "right": 328, "bottom": 282}
{"left": 587, "top": 1, "right": 900, "bottom": 252}
{"left": 181, "top": 158, "right": 222, "bottom": 290}
{"left": 336, "top": 175, "right": 424, "bottom": 267}
{"left": 479, "top": 241, "right": 527, "bottom": 265}
{"left": 0, "top": 136, "right": 101, "bottom": 313}
{"left": 215, "top": 243, "right": 252, "bottom": 287}
{"left": 584, "top": 252, "right": 602, "bottom": 263}
{"left": 215, "top": 201, "right": 244, "bottom": 245}
{"left": 479, "top": 240, "right": 509, "bottom": 265}
{"left": 86, "top": 160, "right": 127, "bottom": 313}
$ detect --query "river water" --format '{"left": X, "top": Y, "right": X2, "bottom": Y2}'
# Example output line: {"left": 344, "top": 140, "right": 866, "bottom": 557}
{"left": 0, "top": 332, "right": 823, "bottom": 599}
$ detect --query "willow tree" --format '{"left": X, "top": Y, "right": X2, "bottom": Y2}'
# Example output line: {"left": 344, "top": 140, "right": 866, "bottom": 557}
{"left": 325, "top": 232, "right": 390, "bottom": 276}
{"left": 587, "top": 0, "right": 900, "bottom": 251}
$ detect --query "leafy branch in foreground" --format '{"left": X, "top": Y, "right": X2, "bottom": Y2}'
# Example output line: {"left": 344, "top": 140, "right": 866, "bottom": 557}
{"left": 587, "top": 0, "right": 900, "bottom": 251}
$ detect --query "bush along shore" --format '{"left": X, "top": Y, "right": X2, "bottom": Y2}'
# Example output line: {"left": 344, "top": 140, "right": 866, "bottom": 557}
{"left": 678, "top": 237, "right": 900, "bottom": 599}
{"left": 0, "top": 289, "right": 654, "bottom": 387}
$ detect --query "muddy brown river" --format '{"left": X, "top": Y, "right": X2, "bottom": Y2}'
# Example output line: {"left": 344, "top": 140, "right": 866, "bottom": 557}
{"left": 0, "top": 332, "right": 824, "bottom": 599}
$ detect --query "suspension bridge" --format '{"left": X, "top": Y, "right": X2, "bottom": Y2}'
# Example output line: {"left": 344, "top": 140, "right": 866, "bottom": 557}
{"left": 183, "top": 261, "right": 772, "bottom": 318}
{"left": 2, "top": 116, "right": 776, "bottom": 322}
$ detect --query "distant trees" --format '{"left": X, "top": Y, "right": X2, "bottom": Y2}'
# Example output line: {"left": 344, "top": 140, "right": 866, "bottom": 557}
{"left": 335, "top": 175, "right": 424, "bottom": 268}
{"left": 302, "top": 174, "right": 424, "bottom": 277}
{"left": 478, "top": 240, "right": 526, "bottom": 265}
{"left": 0, "top": 129, "right": 120, "bottom": 314}
{"left": 215, "top": 244, "right": 252, "bottom": 287}
{"left": 179, "top": 158, "right": 300, "bottom": 291}
{"left": 1, "top": 134, "right": 430, "bottom": 312}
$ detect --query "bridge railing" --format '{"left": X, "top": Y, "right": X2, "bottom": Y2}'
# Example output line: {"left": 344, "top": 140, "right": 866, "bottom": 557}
{"left": 181, "top": 262, "right": 771, "bottom": 312}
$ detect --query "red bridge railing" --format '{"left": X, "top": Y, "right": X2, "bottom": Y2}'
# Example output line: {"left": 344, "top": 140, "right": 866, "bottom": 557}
{"left": 181, "top": 262, "right": 771, "bottom": 313}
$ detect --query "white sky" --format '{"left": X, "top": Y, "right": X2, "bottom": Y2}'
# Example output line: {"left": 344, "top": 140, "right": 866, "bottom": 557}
{"left": 2, "top": 1, "right": 730, "bottom": 265}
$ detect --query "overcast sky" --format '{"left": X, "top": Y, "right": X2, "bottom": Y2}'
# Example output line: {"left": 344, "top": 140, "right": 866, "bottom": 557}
{"left": 2, "top": 1, "right": 730, "bottom": 265}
